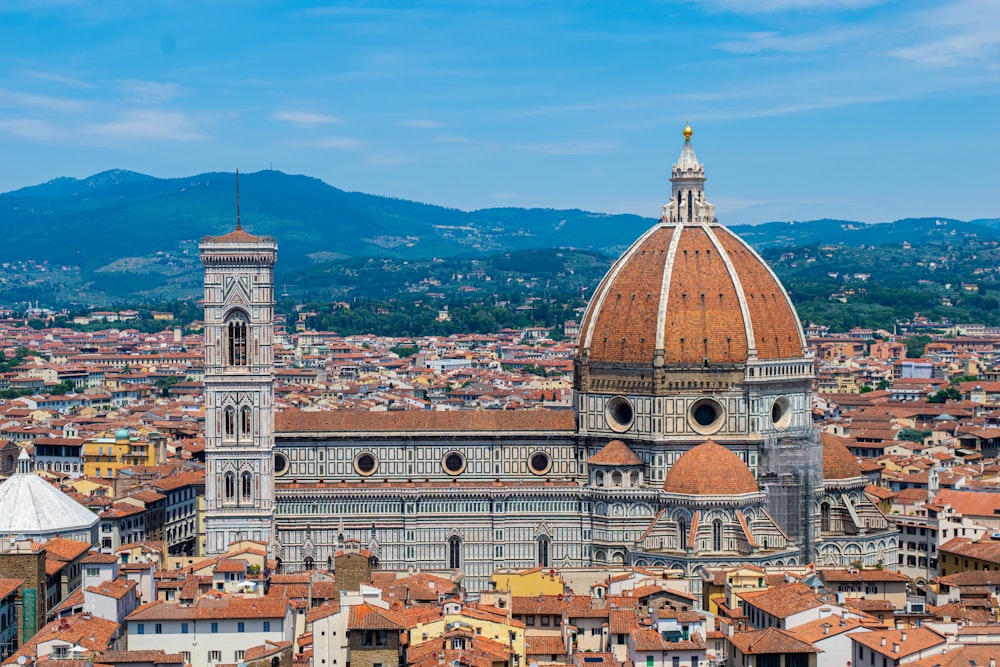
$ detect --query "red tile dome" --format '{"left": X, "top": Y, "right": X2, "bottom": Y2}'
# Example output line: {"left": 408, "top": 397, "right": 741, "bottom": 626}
{"left": 663, "top": 441, "right": 759, "bottom": 495}
{"left": 821, "top": 433, "right": 862, "bottom": 480}
{"left": 577, "top": 222, "right": 805, "bottom": 367}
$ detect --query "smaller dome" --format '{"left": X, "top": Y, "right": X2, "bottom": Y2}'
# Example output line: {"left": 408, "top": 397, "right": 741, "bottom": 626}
{"left": 115, "top": 428, "right": 131, "bottom": 441}
{"left": 588, "top": 440, "right": 642, "bottom": 466}
{"left": 821, "top": 433, "right": 862, "bottom": 480}
{"left": 663, "top": 441, "right": 758, "bottom": 495}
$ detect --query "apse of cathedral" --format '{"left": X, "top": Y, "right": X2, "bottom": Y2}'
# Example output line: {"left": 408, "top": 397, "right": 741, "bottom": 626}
{"left": 200, "top": 126, "right": 898, "bottom": 595}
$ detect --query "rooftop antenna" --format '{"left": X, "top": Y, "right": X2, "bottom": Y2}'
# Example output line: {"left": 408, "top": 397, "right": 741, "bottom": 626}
{"left": 235, "top": 168, "right": 242, "bottom": 230}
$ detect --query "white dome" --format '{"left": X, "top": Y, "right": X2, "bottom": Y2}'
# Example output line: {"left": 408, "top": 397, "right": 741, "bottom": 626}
{"left": 0, "top": 453, "right": 98, "bottom": 541}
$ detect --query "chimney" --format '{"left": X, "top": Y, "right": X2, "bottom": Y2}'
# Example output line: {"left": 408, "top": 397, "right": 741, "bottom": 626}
{"left": 901, "top": 631, "right": 907, "bottom": 641}
{"left": 881, "top": 637, "right": 887, "bottom": 646}
{"left": 893, "top": 643, "right": 900, "bottom": 653}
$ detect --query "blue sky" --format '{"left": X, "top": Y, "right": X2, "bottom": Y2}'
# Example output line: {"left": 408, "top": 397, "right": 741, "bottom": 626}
{"left": 0, "top": 0, "right": 997, "bottom": 224}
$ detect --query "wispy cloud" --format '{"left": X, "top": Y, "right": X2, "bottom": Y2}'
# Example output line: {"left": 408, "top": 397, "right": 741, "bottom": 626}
{"left": 716, "top": 24, "right": 872, "bottom": 54}
{"left": 0, "top": 117, "right": 63, "bottom": 141}
{"left": 291, "top": 136, "right": 362, "bottom": 149}
{"left": 87, "top": 110, "right": 205, "bottom": 141}
{"left": 116, "top": 80, "right": 183, "bottom": 103}
{"left": 23, "top": 70, "right": 96, "bottom": 89}
{"left": 400, "top": 119, "right": 445, "bottom": 129}
{"left": 697, "top": 0, "right": 885, "bottom": 13}
{"left": 888, "top": 0, "right": 1000, "bottom": 66}
{"left": 270, "top": 110, "right": 342, "bottom": 125}
{"left": 516, "top": 140, "right": 619, "bottom": 155}
{"left": 0, "top": 87, "right": 87, "bottom": 112}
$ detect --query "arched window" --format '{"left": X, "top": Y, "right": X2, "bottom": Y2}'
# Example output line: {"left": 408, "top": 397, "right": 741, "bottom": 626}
{"left": 223, "top": 407, "right": 236, "bottom": 440}
{"left": 821, "top": 502, "right": 831, "bottom": 533}
{"left": 611, "top": 471, "right": 622, "bottom": 487}
{"left": 629, "top": 471, "right": 639, "bottom": 486}
{"left": 241, "top": 472, "right": 253, "bottom": 501}
{"left": 240, "top": 406, "right": 252, "bottom": 440}
{"left": 223, "top": 472, "right": 236, "bottom": 501}
{"left": 687, "top": 190, "right": 693, "bottom": 220}
{"left": 226, "top": 313, "right": 249, "bottom": 366}
{"left": 712, "top": 519, "right": 723, "bottom": 552}
{"left": 678, "top": 518, "right": 688, "bottom": 548}
{"left": 538, "top": 536, "right": 550, "bottom": 568}
{"left": 303, "top": 556, "right": 314, "bottom": 571}
{"left": 595, "top": 471, "right": 605, "bottom": 487}
{"left": 448, "top": 536, "right": 462, "bottom": 569}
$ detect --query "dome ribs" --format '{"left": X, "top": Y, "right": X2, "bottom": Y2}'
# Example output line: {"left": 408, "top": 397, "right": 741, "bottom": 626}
{"left": 665, "top": 227, "right": 748, "bottom": 365}
{"left": 714, "top": 228, "right": 805, "bottom": 360}
{"left": 585, "top": 227, "right": 674, "bottom": 364}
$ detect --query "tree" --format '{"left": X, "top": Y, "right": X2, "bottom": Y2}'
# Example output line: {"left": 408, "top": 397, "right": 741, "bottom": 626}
{"left": 897, "top": 428, "right": 931, "bottom": 443}
{"left": 904, "top": 335, "right": 933, "bottom": 359}
{"left": 927, "top": 387, "right": 961, "bottom": 403}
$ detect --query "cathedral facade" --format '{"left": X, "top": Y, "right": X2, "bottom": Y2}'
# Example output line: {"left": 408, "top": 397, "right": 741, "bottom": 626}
{"left": 201, "top": 128, "right": 898, "bottom": 593}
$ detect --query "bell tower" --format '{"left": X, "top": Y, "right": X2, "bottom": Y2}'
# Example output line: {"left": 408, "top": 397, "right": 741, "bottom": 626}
{"left": 200, "top": 193, "right": 278, "bottom": 555}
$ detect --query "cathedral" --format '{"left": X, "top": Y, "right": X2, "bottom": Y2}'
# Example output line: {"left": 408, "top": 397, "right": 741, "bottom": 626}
{"left": 200, "top": 126, "right": 898, "bottom": 594}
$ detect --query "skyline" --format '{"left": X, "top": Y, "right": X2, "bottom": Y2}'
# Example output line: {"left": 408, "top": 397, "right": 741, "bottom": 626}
{"left": 1, "top": 0, "right": 998, "bottom": 225}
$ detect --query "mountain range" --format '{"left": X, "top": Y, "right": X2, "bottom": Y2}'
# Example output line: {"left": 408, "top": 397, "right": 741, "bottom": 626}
{"left": 1, "top": 169, "right": 998, "bottom": 306}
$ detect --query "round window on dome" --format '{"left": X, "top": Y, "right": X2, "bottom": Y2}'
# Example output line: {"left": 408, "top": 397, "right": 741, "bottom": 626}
{"left": 354, "top": 452, "right": 379, "bottom": 477}
{"left": 689, "top": 398, "right": 725, "bottom": 435}
{"left": 442, "top": 451, "right": 467, "bottom": 475}
{"left": 274, "top": 452, "right": 290, "bottom": 477}
{"left": 771, "top": 396, "right": 792, "bottom": 430}
{"left": 528, "top": 451, "right": 552, "bottom": 475}
{"left": 605, "top": 396, "right": 635, "bottom": 433}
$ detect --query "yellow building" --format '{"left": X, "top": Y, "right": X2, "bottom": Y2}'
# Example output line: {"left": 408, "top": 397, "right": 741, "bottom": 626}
{"left": 489, "top": 567, "right": 565, "bottom": 597}
{"left": 83, "top": 429, "right": 163, "bottom": 478}
{"left": 408, "top": 603, "right": 527, "bottom": 665}
{"left": 702, "top": 565, "right": 769, "bottom": 615}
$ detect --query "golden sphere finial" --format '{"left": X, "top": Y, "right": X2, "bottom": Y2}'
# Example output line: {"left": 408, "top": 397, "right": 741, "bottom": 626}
{"left": 683, "top": 120, "right": 693, "bottom": 141}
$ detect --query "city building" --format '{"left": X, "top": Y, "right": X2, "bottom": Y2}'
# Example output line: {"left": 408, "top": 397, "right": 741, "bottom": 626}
{"left": 202, "top": 126, "right": 898, "bottom": 593}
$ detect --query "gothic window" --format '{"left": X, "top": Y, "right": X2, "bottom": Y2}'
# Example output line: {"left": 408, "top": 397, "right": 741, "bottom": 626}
{"left": 240, "top": 406, "right": 252, "bottom": 440}
{"left": 225, "top": 313, "right": 249, "bottom": 366}
{"left": 303, "top": 556, "right": 314, "bottom": 571}
{"left": 821, "top": 502, "right": 832, "bottom": 533}
{"left": 241, "top": 472, "right": 253, "bottom": 502}
{"left": 224, "top": 407, "right": 236, "bottom": 440}
{"left": 678, "top": 518, "right": 688, "bottom": 548}
{"left": 712, "top": 519, "right": 723, "bottom": 552}
{"left": 538, "top": 536, "right": 550, "bottom": 568}
{"left": 223, "top": 472, "right": 236, "bottom": 501}
{"left": 448, "top": 536, "right": 462, "bottom": 569}
{"left": 687, "top": 190, "right": 693, "bottom": 220}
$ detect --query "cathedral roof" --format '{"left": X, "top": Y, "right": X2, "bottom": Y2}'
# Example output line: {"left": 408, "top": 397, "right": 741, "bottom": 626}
{"left": 588, "top": 439, "right": 642, "bottom": 466}
{"left": 662, "top": 441, "right": 759, "bottom": 495}
{"left": 821, "top": 433, "right": 863, "bottom": 480}
{"left": 578, "top": 222, "right": 806, "bottom": 367}
{"left": 276, "top": 408, "right": 574, "bottom": 434}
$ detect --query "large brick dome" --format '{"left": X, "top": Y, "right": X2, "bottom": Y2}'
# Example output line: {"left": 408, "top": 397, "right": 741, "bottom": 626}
{"left": 577, "top": 125, "right": 805, "bottom": 370}
{"left": 578, "top": 221, "right": 805, "bottom": 367}
{"left": 663, "top": 441, "right": 759, "bottom": 495}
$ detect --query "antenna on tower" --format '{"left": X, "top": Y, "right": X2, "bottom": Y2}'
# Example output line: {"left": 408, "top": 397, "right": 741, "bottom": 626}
{"left": 235, "top": 168, "right": 242, "bottom": 230}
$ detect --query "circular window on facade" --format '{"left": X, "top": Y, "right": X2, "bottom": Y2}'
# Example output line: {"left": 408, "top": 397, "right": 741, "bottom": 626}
{"left": 605, "top": 395, "right": 635, "bottom": 433}
{"left": 771, "top": 396, "right": 792, "bottom": 430}
{"left": 354, "top": 452, "right": 379, "bottom": 477}
{"left": 274, "top": 451, "right": 290, "bottom": 476}
{"left": 689, "top": 398, "right": 725, "bottom": 435}
{"left": 442, "top": 451, "right": 467, "bottom": 475}
{"left": 528, "top": 451, "right": 552, "bottom": 475}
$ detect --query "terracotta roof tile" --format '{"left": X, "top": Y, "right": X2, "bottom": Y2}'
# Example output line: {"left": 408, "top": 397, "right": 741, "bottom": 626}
{"left": 588, "top": 439, "right": 642, "bottom": 466}
{"left": 664, "top": 441, "right": 758, "bottom": 495}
